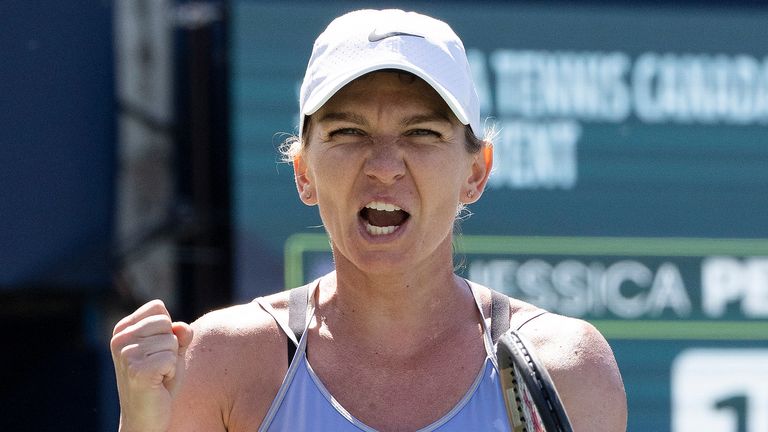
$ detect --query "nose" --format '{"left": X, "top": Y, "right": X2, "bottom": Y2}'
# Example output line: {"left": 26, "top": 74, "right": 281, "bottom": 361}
{"left": 363, "top": 138, "right": 406, "bottom": 184}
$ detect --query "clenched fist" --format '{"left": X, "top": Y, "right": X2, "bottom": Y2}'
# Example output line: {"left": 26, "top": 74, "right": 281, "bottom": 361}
{"left": 110, "top": 300, "right": 194, "bottom": 432}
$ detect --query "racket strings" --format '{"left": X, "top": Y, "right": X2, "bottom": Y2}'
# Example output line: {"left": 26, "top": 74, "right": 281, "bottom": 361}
{"left": 508, "top": 363, "right": 528, "bottom": 431}
{"left": 514, "top": 337, "right": 565, "bottom": 431}
{"left": 497, "top": 331, "right": 574, "bottom": 432}
{"left": 502, "top": 354, "right": 534, "bottom": 432}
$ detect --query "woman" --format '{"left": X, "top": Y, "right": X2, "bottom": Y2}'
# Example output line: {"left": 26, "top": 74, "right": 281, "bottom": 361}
{"left": 110, "top": 9, "right": 627, "bottom": 432}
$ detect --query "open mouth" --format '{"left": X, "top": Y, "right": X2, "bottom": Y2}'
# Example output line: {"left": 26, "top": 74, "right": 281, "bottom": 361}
{"left": 359, "top": 201, "right": 410, "bottom": 236}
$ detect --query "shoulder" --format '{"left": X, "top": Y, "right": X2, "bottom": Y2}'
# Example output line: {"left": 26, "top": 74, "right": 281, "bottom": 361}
{"left": 188, "top": 298, "right": 286, "bottom": 358}
{"left": 520, "top": 313, "right": 628, "bottom": 432}
{"left": 471, "top": 283, "right": 627, "bottom": 431}
{"left": 172, "top": 295, "right": 292, "bottom": 428}
{"left": 186, "top": 293, "right": 293, "bottom": 378}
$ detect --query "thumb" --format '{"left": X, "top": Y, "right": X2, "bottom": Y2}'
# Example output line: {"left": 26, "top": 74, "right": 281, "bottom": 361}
{"left": 172, "top": 322, "right": 194, "bottom": 354}
{"left": 165, "top": 322, "right": 193, "bottom": 395}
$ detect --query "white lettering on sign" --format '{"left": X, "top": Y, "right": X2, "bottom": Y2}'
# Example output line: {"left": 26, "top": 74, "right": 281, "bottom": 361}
{"left": 649, "top": 263, "right": 693, "bottom": 318}
{"left": 605, "top": 261, "right": 692, "bottom": 319}
{"left": 634, "top": 53, "right": 768, "bottom": 125}
{"left": 468, "top": 258, "right": 691, "bottom": 319}
{"left": 466, "top": 49, "right": 768, "bottom": 189}
{"left": 489, "top": 50, "right": 631, "bottom": 121}
{"left": 488, "top": 120, "right": 580, "bottom": 190}
{"left": 672, "top": 349, "right": 768, "bottom": 432}
{"left": 702, "top": 257, "right": 768, "bottom": 318}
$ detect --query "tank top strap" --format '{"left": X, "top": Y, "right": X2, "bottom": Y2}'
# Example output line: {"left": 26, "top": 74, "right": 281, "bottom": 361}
{"left": 255, "top": 279, "right": 320, "bottom": 432}
{"left": 259, "top": 278, "right": 513, "bottom": 432}
{"left": 253, "top": 299, "right": 297, "bottom": 346}
{"left": 253, "top": 278, "right": 321, "bottom": 365}
{"left": 464, "top": 280, "right": 548, "bottom": 350}
{"left": 465, "top": 279, "right": 497, "bottom": 359}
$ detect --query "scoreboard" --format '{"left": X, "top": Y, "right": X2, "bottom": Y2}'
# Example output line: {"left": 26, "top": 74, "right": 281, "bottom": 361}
{"left": 230, "top": 2, "right": 768, "bottom": 430}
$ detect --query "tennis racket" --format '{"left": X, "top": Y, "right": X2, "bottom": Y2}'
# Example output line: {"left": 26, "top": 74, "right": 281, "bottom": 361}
{"left": 496, "top": 330, "right": 573, "bottom": 432}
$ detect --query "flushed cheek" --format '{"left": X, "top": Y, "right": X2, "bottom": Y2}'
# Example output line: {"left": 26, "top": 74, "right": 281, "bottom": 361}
{"left": 308, "top": 149, "right": 359, "bottom": 186}
{"left": 421, "top": 164, "right": 467, "bottom": 198}
{"left": 313, "top": 148, "right": 366, "bottom": 183}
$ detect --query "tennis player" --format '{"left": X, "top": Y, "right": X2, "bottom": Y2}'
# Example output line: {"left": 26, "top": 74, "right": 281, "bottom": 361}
{"left": 110, "top": 9, "right": 627, "bottom": 432}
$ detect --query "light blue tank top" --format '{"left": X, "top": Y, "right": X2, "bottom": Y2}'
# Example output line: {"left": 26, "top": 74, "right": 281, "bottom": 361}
{"left": 256, "top": 283, "right": 512, "bottom": 432}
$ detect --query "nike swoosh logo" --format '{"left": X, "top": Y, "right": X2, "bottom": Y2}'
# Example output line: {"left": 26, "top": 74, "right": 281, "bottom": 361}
{"left": 368, "top": 29, "right": 426, "bottom": 43}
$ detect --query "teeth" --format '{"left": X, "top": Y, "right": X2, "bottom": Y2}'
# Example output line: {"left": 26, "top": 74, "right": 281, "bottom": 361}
{"left": 365, "top": 201, "right": 401, "bottom": 212}
{"left": 366, "top": 224, "right": 398, "bottom": 236}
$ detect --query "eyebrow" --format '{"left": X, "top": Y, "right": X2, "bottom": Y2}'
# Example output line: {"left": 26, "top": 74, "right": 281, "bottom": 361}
{"left": 400, "top": 112, "right": 453, "bottom": 127}
{"left": 316, "top": 111, "right": 369, "bottom": 126}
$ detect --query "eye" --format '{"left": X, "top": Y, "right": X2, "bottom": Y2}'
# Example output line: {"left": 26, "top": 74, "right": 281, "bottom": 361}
{"left": 406, "top": 128, "right": 441, "bottom": 138}
{"left": 329, "top": 127, "right": 365, "bottom": 137}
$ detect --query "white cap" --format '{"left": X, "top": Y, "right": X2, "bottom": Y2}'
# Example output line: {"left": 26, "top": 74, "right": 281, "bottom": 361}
{"left": 299, "top": 9, "right": 481, "bottom": 137}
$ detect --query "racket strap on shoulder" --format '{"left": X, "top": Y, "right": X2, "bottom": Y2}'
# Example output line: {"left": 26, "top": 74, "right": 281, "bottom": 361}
{"left": 490, "top": 289, "right": 511, "bottom": 344}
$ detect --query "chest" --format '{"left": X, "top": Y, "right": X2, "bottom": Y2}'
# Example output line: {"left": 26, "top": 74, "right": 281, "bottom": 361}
{"left": 305, "top": 330, "right": 489, "bottom": 431}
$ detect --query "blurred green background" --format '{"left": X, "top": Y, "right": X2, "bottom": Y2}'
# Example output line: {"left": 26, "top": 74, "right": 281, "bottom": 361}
{"left": 2, "top": 1, "right": 766, "bottom": 430}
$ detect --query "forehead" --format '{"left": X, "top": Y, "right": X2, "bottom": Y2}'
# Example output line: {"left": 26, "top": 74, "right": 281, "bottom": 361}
{"left": 317, "top": 71, "right": 454, "bottom": 118}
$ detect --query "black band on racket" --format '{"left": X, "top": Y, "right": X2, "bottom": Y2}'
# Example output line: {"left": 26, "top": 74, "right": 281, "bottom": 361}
{"left": 287, "top": 284, "right": 309, "bottom": 364}
{"left": 497, "top": 330, "right": 574, "bottom": 432}
{"left": 490, "top": 289, "right": 511, "bottom": 344}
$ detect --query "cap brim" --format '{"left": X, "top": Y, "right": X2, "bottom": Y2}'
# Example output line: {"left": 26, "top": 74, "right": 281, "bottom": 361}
{"left": 302, "top": 60, "right": 471, "bottom": 128}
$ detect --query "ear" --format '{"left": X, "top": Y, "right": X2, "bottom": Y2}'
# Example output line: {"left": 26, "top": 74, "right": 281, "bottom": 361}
{"left": 461, "top": 143, "right": 493, "bottom": 204}
{"left": 294, "top": 154, "right": 317, "bottom": 206}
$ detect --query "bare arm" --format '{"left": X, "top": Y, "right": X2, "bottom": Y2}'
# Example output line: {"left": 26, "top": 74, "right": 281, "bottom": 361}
{"left": 167, "top": 303, "right": 289, "bottom": 432}
{"left": 164, "top": 313, "right": 229, "bottom": 432}
{"left": 521, "top": 315, "right": 628, "bottom": 432}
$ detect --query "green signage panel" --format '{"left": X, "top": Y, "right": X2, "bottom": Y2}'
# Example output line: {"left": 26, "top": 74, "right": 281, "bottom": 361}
{"left": 231, "top": 2, "right": 768, "bottom": 430}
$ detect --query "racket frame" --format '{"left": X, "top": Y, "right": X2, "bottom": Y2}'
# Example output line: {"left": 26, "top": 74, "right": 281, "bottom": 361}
{"left": 496, "top": 330, "right": 574, "bottom": 432}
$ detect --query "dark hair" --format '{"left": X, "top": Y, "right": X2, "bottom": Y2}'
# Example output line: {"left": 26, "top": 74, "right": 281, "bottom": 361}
{"left": 464, "top": 126, "right": 483, "bottom": 154}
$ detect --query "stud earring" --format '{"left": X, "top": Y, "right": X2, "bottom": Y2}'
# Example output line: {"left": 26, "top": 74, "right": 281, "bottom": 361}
{"left": 466, "top": 190, "right": 474, "bottom": 199}
{"left": 304, "top": 190, "right": 312, "bottom": 199}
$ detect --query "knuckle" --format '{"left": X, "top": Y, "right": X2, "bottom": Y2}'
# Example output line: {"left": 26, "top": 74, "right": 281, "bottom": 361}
{"left": 111, "top": 300, "right": 169, "bottom": 336}
{"left": 139, "top": 313, "right": 171, "bottom": 328}
{"left": 112, "top": 319, "right": 127, "bottom": 337}
{"left": 110, "top": 331, "right": 138, "bottom": 355}
{"left": 151, "top": 313, "right": 174, "bottom": 326}
{"left": 148, "top": 298, "right": 165, "bottom": 307}
{"left": 146, "top": 299, "right": 170, "bottom": 316}
{"left": 109, "top": 334, "right": 124, "bottom": 354}
{"left": 118, "top": 344, "right": 140, "bottom": 363}
{"left": 128, "top": 314, "right": 173, "bottom": 337}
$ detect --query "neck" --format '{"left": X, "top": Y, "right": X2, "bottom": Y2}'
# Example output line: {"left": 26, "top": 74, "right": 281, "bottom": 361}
{"left": 315, "top": 257, "right": 479, "bottom": 355}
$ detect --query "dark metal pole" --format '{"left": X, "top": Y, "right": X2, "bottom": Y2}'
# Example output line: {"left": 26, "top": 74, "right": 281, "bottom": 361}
{"left": 174, "top": 1, "right": 232, "bottom": 320}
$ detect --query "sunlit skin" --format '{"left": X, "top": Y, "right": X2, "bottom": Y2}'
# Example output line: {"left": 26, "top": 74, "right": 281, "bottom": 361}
{"left": 287, "top": 72, "right": 497, "bottom": 429}
{"left": 111, "top": 71, "right": 627, "bottom": 432}
{"left": 294, "top": 72, "right": 491, "bottom": 297}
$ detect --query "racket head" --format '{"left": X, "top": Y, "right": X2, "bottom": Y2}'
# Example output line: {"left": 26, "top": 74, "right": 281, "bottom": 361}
{"left": 496, "top": 330, "right": 573, "bottom": 432}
